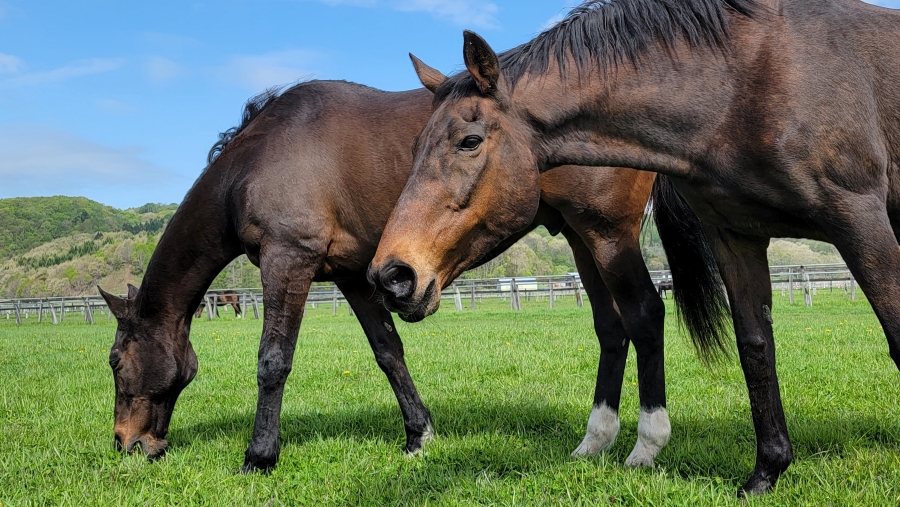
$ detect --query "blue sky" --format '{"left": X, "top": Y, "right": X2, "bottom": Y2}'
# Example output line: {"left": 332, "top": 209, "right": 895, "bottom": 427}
{"left": 1, "top": 0, "right": 898, "bottom": 208}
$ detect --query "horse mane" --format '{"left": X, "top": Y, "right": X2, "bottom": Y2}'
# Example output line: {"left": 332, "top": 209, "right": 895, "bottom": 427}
{"left": 437, "top": 0, "right": 760, "bottom": 100}
{"left": 206, "top": 86, "right": 287, "bottom": 165}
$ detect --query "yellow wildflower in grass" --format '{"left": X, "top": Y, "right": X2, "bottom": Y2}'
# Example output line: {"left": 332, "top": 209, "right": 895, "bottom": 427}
{"left": 805, "top": 327, "right": 811, "bottom": 331}
{"left": 826, "top": 329, "right": 832, "bottom": 333}
{"left": 506, "top": 342, "right": 511, "bottom": 346}
{"left": 343, "top": 370, "right": 350, "bottom": 375}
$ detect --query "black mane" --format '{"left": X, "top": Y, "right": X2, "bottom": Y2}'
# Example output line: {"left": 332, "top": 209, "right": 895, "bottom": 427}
{"left": 207, "top": 86, "right": 286, "bottom": 165}
{"left": 438, "top": 0, "right": 759, "bottom": 99}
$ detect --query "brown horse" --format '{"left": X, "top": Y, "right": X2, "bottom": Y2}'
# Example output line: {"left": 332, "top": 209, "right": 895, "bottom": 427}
{"left": 194, "top": 293, "right": 243, "bottom": 318}
{"left": 97, "top": 80, "right": 722, "bottom": 473}
{"left": 369, "top": 0, "right": 900, "bottom": 496}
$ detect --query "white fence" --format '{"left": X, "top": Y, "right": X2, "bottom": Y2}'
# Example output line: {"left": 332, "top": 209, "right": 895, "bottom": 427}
{"left": 0, "top": 264, "right": 857, "bottom": 325}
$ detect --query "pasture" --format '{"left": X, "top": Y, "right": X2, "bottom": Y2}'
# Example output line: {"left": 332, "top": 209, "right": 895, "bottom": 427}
{"left": 1, "top": 293, "right": 898, "bottom": 506}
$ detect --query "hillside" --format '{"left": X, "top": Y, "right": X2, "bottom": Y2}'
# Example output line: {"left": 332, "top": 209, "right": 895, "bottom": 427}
{"left": 0, "top": 197, "right": 177, "bottom": 298}
{"left": 0, "top": 196, "right": 845, "bottom": 298}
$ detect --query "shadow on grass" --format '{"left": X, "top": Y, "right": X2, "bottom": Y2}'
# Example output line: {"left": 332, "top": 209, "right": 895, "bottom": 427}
{"left": 170, "top": 398, "right": 900, "bottom": 495}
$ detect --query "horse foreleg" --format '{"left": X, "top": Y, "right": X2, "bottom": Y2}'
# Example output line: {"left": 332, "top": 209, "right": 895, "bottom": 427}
{"left": 241, "top": 245, "right": 319, "bottom": 473}
{"left": 338, "top": 280, "right": 434, "bottom": 454}
{"left": 563, "top": 227, "right": 630, "bottom": 458}
{"left": 703, "top": 225, "right": 791, "bottom": 496}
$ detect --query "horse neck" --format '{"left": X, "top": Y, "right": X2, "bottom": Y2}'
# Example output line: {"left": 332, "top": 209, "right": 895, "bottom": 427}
{"left": 136, "top": 179, "right": 240, "bottom": 323}
{"left": 515, "top": 46, "right": 743, "bottom": 178}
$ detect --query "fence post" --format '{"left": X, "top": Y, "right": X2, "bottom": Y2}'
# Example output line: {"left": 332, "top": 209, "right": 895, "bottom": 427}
{"left": 549, "top": 280, "right": 555, "bottom": 309}
{"left": 38, "top": 298, "right": 44, "bottom": 323}
{"left": 333, "top": 286, "right": 338, "bottom": 315}
{"left": 573, "top": 276, "right": 584, "bottom": 307}
{"left": 454, "top": 286, "right": 463, "bottom": 311}
{"left": 50, "top": 302, "right": 58, "bottom": 325}
{"left": 14, "top": 301, "right": 22, "bottom": 325}
{"left": 788, "top": 268, "right": 794, "bottom": 304}
{"left": 252, "top": 293, "right": 260, "bottom": 319}
{"left": 240, "top": 292, "right": 247, "bottom": 319}
{"left": 84, "top": 298, "right": 94, "bottom": 324}
{"left": 510, "top": 278, "right": 521, "bottom": 311}
{"left": 470, "top": 283, "right": 476, "bottom": 311}
{"left": 802, "top": 267, "right": 812, "bottom": 307}
{"left": 60, "top": 302, "right": 66, "bottom": 323}
{"left": 850, "top": 277, "right": 856, "bottom": 301}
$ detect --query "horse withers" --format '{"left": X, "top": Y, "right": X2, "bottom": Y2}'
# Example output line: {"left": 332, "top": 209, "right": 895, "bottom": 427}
{"left": 369, "top": 0, "right": 900, "bottom": 495}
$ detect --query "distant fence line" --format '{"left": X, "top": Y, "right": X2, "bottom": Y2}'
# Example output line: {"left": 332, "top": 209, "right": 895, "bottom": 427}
{"left": 0, "top": 263, "right": 857, "bottom": 325}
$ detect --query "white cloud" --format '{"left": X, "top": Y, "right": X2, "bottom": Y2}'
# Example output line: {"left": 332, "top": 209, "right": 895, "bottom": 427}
{"left": 0, "top": 125, "right": 181, "bottom": 199}
{"left": 0, "top": 52, "right": 21, "bottom": 74}
{"left": 214, "top": 49, "right": 319, "bottom": 91}
{"left": 393, "top": 0, "right": 499, "bottom": 28}
{"left": 311, "top": 0, "right": 500, "bottom": 29}
{"left": 146, "top": 56, "right": 181, "bottom": 83}
{"left": 1, "top": 58, "right": 123, "bottom": 87}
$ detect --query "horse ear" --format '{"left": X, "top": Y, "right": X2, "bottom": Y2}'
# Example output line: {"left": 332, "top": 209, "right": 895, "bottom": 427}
{"left": 127, "top": 283, "right": 139, "bottom": 300}
{"left": 463, "top": 30, "right": 500, "bottom": 93}
{"left": 410, "top": 53, "right": 447, "bottom": 94}
{"left": 98, "top": 286, "right": 128, "bottom": 319}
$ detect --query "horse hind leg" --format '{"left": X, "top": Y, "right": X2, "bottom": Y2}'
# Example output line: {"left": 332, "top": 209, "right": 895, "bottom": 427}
{"left": 585, "top": 232, "right": 669, "bottom": 467}
{"left": 563, "top": 228, "right": 636, "bottom": 459}
{"left": 338, "top": 280, "right": 434, "bottom": 454}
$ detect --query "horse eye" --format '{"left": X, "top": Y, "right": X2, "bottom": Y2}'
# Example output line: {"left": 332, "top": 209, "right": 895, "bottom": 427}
{"left": 459, "top": 135, "right": 483, "bottom": 151}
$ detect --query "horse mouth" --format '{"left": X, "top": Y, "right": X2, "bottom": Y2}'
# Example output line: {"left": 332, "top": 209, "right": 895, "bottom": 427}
{"left": 115, "top": 433, "right": 168, "bottom": 461}
{"left": 394, "top": 279, "right": 439, "bottom": 322}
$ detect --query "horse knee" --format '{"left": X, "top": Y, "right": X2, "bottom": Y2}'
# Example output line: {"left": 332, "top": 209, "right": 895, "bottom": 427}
{"left": 257, "top": 350, "right": 293, "bottom": 389}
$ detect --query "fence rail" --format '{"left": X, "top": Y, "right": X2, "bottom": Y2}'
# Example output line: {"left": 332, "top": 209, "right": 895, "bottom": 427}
{"left": 0, "top": 263, "right": 858, "bottom": 324}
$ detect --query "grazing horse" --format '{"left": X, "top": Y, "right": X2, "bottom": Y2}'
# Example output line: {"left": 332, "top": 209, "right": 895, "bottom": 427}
{"left": 97, "top": 80, "right": 723, "bottom": 472}
{"left": 194, "top": 293, "right": 243, "bottom": 318}
{"left": 369, "top": 0, "right": 900, "bottom": 495}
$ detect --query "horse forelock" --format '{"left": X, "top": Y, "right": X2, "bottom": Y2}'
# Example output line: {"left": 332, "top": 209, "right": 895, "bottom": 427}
{"left": 206, "top": 85, "right": 288, "bottom": 166}
{"left": 438, "top": 0, "right": 761, "bottom": 99}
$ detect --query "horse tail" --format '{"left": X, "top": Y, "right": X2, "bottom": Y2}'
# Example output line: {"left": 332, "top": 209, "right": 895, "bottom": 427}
{"left": 651, "top": 175, "right": 732, "bottom": 363}
{"left": 206, "top": 86, "right": 288, "bottom": 165}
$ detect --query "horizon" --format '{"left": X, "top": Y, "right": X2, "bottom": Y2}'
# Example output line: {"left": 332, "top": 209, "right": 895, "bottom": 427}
{"left": 1, "top": 0, "right": 898, "bottom": 209}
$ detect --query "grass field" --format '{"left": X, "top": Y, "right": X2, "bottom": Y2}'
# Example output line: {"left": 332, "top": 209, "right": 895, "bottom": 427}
{"left": 1, "top": 292, "right": 898, "bottom": 506}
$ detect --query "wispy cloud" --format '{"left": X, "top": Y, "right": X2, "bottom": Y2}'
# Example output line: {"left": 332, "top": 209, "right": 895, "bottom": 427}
{"left": 1, "top": 58, "right": 124, "bottom": 87}
{"left": 96, "top": 99, "right": 136, "bottom": 117}
{"left": 540, "top": 13, "right": 566, "bottom": 32}
{"left": 312, "top": 0, "right": 501, "bottom": 29}
{"left": 213, "top": 49, "right": 319, "bottom": 91}
{"left": 0, "top": 125, "right": 188, "bottom": 206}
{"left": 0, "top": 52, "right": 20, "bottom": 74}
{"left": 145, "top": 56, "right": 181, "bottom": 83}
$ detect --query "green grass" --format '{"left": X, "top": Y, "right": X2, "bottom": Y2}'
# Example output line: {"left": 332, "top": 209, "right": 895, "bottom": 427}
{"left": 1, "top": 292, "right": 899, "bottom": 506}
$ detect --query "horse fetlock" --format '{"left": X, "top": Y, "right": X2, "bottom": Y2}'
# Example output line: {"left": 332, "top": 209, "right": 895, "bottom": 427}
{"left": 571, "top": 403, "right": 619, "bottom": 457}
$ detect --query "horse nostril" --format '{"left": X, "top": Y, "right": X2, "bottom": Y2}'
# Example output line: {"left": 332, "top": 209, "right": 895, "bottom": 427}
{"left": 114, "top": 433, "right": 124, "bottom": 452}
{"left": 380, "top": 261, "right": 417, "bottom": 301}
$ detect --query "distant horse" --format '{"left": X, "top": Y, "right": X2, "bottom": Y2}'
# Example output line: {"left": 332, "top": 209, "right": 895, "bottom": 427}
{"left": 369, "top": 0, "right": 900, "bottom": 496}
{"left": 97, "top": 80, "right": 720, "bottom": 473}
{"left": 194, "top": 293, "right": 243, "bottom": 318}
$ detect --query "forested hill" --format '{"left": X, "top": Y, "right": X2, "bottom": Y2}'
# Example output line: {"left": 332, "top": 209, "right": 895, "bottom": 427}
{"left": 0, "top": 197, "right": 177, "bottom": 259}
{"left": 0, "top": 195, "right": 844, "bottom": 298}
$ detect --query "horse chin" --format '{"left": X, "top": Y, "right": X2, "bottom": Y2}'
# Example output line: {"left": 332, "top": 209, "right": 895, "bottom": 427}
{"left": 396, "top": 283, "right": 440, "bottom": 323}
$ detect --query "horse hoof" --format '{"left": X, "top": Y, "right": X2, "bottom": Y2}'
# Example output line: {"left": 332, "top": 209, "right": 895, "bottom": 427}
{"left": 737, "top": 474, "right": 776, "bottom": 497}
{"left": 404, "top": 423, "right": 435, "bottom": 455}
